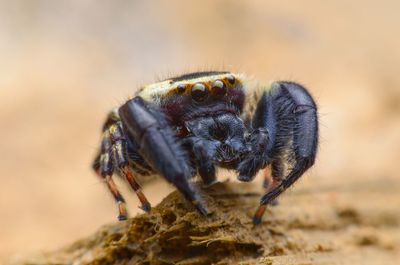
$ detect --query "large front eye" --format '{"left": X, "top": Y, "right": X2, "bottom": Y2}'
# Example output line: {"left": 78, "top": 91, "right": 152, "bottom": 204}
{"left": 191, "top": 83, "right": 208, "bottom": 102}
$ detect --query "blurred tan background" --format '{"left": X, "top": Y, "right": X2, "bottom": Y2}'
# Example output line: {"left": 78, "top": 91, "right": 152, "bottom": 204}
{"left": 1, "top": 0, "right": 399, "bottom": 261}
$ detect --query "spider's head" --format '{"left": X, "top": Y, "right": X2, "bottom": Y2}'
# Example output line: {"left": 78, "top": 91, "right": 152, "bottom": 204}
{"left": 153, "top": 72, "right": 249, "bottom": 167}
{"left": 184, "top": 113, "right": 249, "bottom": 168}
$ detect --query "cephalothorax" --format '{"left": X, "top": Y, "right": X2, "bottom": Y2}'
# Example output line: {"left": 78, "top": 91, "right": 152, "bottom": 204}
{"left": 93, "top": 71, "right": 318, "bottom": 224}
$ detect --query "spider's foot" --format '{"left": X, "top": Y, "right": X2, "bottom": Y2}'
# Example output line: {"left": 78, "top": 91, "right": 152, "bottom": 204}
{"left": 118, "top": 214, "right": 128, "bottom": 221}
{"left": 252, "top": 205, "right": 267, "bottom": 225}
{"left": 134, "top": 189, "right": 152, "bottom": 212}
{"left": 192, "top": 200, "right": 210, "bottom": 216}
{"left": 139, "top": 201, "right": 152, "bottom": 212}
{"left": 117, "top": 201, "right": 128, "bottom": 221}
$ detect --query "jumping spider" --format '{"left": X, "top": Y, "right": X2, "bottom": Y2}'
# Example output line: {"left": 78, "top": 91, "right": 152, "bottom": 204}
{"left": 93, "top": 71, "right": 318, "bottom": 224}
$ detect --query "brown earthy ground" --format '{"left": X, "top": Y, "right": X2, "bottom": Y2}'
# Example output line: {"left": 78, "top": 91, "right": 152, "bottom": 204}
{"left": 15, "top": 180, "right": 400, "bottom": 264}
{"left": 1, "top": 1, "right": 400, "bottom": 264}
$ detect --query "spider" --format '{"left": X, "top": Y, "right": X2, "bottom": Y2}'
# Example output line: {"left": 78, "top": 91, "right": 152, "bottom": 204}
{"left": 92, "top": 71, "right": 318, "bottom": 224}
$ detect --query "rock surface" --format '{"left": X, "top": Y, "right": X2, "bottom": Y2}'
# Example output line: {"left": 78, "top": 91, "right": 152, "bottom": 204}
{"left": 17, "top": 180, "right": 400, "bottom": 265}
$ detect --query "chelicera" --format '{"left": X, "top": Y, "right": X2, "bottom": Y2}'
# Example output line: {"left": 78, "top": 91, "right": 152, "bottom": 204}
{"left": 92, "top": 71, "right": 318, "bottom": 224}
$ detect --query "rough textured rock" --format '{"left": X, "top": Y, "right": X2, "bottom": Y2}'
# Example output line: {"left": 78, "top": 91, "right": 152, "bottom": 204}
{"left": 16, "top": 179, "right": 400, "bottom": 265}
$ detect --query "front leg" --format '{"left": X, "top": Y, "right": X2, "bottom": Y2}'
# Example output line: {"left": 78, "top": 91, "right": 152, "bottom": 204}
{"left": 119, "top": 97, "right": 209, "bottom": 215}
{"left": 183, "top": 137, "right": 217, "bottom": 186}
{"left": 250, "top": 81, "right": 318, "bottom": 224}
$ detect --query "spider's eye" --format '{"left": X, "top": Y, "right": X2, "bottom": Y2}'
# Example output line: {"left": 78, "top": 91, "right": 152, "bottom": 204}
{"left": 212, "top": 80, "right": 226, "bottom": 97}
{"left": 191, "top": 83, "right": 208, "bottom": 102}
{"left": 226, "top": 74, "right": 236, "bottom": 85}
{"left": 177, "top": 84, "right": 186, "bottom": 93}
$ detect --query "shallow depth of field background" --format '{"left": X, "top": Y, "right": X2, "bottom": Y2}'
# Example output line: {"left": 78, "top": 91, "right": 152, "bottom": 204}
{"left": 1, "top": 0, "right": 399, "bottom": 260}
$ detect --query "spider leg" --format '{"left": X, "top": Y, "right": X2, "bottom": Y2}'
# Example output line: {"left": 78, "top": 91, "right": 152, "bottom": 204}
{"left": 105, "top": 176, "right": 128, "bottom": 221}
{"left": 119, "top": 166, "right": 151, "bottom": 212}
{"left": 109, "top": 122, "right": 152, "bottom": 212}
{"left": 119, "top": 97, "right": 209, "bottom": 215}
{"left": 93, "top": 129, "right": 128, "bottom": 221}
{"left": 183, "top": 137, "right": 217, "bottom": 186}
{"left": 252, "top": 81, "right": 318, "bottom": 224}
{"left": 262, "top": 166, "right": 280, "bottom": 206}
{"left": 93, "top": 111, "right": 151, "bottom": 220}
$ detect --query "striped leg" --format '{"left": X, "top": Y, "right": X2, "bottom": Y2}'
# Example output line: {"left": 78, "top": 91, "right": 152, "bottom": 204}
{"left": 93, "top": 129, "right": 128, "bottom": 220}
{"left": 105, "top": 175, "right": 128, "bottom": 221}
{"left": 109, "top": 121, "right": 152, "bottom": 213}
{"left": 120, "top": 166, "right": 151, "bottom": 212}
{"left": 93, "top": 116, "right": 152, "bottom": 221}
